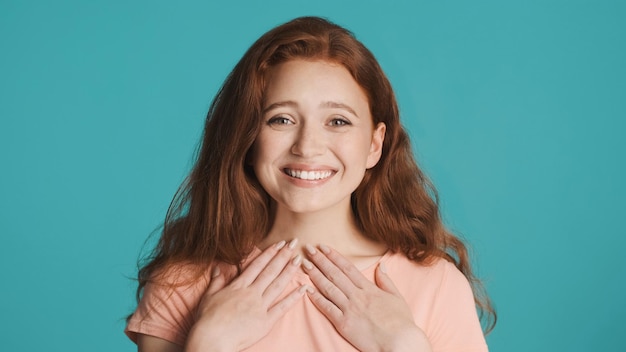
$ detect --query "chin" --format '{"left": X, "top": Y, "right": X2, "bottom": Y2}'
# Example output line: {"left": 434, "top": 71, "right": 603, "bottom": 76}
{"left": 276, "top": 197, "right": 351, "bottom": 216}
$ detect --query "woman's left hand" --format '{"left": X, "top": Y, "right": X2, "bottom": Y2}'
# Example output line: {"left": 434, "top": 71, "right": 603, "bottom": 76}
{"left": 302, "top": 245, "right": 433, "bottom": 352}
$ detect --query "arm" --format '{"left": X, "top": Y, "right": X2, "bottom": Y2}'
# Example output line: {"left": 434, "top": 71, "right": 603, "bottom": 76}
{"left": 128, "top": 240, "right": 305, "bottom": 351}
{"left": 137, "top": 334, "right": 183, "bottom": 352}
{"left": 426, "top": 260, "right": 488, "bottom": 351}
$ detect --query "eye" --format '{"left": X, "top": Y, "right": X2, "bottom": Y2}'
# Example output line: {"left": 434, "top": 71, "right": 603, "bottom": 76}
{"left": 329, "top": 117, "right": 351, "bottom": 127}
{"left": 267, "top": 115, "right": 294, "bottom": 125}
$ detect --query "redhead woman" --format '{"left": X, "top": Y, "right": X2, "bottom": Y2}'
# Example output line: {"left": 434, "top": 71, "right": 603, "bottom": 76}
{"left": 126, "top": 16, "right": 496, "bottom": 352}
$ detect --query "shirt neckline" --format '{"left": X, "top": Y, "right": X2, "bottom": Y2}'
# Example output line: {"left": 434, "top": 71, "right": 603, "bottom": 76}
{"left": 246, "top": 246, "right": 393, "bottom": 282}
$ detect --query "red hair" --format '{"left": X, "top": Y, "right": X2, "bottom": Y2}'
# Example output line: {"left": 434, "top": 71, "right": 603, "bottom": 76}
{"left": 134, "top": 16, "right": 496, "bottom": 332}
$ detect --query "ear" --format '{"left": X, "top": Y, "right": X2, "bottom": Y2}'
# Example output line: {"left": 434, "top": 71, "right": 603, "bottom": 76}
{"left": 366, "top": 122, "right": 386, "bottom": 169}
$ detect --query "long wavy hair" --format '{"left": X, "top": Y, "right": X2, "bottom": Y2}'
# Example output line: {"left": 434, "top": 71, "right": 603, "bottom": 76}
{"left": 134, "top": 16, "right": 496, "bottom": 332}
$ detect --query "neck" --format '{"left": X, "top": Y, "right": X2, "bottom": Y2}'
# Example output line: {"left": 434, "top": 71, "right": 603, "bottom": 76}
{"left": 258, "top": 202, "right": 387, "bottom": 260}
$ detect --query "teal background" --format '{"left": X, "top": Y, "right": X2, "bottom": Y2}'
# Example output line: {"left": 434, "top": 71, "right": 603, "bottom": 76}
{"left": 1, "top": 0, "right": 624, "bottom": 350}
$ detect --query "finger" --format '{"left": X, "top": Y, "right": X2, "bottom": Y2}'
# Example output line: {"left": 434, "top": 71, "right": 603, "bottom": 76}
{"left": 305, "top": 245, "right": 361, "bottom": 295}
{"left": 262, "top": 254, "right": 302, "bottom": 303}
{"left": 267, "top": 284, "right": 310, "bottom": 323}
{"left": 374, "top": 262, "right": 402, "bottom": 296}
{"left": 302, "top": 258, "right": 349, "bottom": 308}
{"left": 252, "top": 239, "right": 298, "bottom": 289}
{"left": 235, "top": 240, "right": 288, "bottom": 286}
{"left": 318, "top": 244, "right": 372, "bottom": 289}
{"left": 305, "top": 286, "right": 344, "bottom": 323}
{"left": 207, "top": 265, "right": 228, "bottom": 295}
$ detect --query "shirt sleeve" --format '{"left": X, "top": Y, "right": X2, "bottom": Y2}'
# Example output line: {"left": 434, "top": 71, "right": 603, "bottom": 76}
{"left": 125, "top": 269, "right": 209, "bottom": 346}
{"left": 427, "top": 261, "right": 489, "bottom": 352}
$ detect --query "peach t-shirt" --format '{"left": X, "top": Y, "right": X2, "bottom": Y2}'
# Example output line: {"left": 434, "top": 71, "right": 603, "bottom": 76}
{"left": 126, "top": 250, "right": 488, "bottom": 351}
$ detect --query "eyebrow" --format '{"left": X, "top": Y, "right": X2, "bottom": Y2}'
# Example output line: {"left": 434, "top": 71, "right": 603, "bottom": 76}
{"left": 262, "top": 101, "right": 298, "bottom": 114}
{"left": 262, "top": 100, "right": 360, "bottom": 118}
{"left": 320, "top": 101, "right": 359, "bottom": 118}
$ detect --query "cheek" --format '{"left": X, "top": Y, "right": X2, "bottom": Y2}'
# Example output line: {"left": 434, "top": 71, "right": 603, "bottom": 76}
{"left": 251, "top": 134, "right": 283, "bottom": 167}
{"left": 252, "top": 132, "right": 269, "bottom": 154}
{"left": 339, "top": 142, "right": 371, "bottom": 168}
{"left": 354, "top": 134, "right": 376, "bottom": 159}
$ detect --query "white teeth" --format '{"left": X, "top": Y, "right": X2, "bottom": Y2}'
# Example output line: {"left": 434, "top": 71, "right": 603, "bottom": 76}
{"left": 285, "top": 169, "right": 332, "bottom": 180}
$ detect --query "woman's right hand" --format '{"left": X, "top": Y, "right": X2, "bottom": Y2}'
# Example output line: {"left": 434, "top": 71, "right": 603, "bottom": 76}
{"left": 184, "top": 239, "right": 305, "bottom": 352}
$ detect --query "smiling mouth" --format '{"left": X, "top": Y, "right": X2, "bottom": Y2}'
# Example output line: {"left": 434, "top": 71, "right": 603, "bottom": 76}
{"left": 284, "top": 168, "right": 334, "bottom": 181}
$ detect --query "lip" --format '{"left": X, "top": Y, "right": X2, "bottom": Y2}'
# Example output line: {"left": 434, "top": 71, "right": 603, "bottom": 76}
{"left": 281, "top": 163, "right": 337, "bottom": 186}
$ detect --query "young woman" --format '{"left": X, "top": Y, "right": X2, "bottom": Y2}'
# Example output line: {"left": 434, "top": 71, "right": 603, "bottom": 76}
{"left": 126, "top": 16, "right": 496, "bottom": 352}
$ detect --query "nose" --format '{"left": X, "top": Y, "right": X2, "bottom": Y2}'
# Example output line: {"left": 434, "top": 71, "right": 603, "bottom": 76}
{"left": 290, "top": 122, "right": 325, "bottom": 157}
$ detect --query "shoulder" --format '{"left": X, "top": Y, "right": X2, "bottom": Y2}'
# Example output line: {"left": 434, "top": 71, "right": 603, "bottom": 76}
{"left": 383, "top": 252, "right": 476, "bottom": 310}
{"left": 146, "top": 258, "right": 242, "bottom": 295}
{"left": 141, "top": 259, "right": 244, "bottom": 308}
{"left": 383, "top": 252, "right": 467, "bottom": 291}
{"left": 126, "top": 261, "right": 229, "bottom": 346}
{"left": 383, "top": 253, "right": 487, "bottom": 351}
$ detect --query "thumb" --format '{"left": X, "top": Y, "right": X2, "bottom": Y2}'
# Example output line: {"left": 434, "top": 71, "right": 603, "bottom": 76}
{"left": 375, "top": 262, "right": 401, "bottom": 295}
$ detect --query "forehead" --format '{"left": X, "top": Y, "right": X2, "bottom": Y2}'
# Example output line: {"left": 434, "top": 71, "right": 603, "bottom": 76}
{"left": 263, "top": 60, "right": 370, "bottom": 113}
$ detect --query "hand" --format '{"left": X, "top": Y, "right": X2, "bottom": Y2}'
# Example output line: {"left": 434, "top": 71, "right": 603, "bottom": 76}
{"left": 302, "top": 245, "right": 433, "bottom": 352}
{"left": 185, "top": 240, "right": 306, "bottom": 352}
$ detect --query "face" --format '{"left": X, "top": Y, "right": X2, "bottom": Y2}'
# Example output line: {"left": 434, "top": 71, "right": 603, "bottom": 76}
{"left": 251, "top": 59, "right": 385, "bottom": 215}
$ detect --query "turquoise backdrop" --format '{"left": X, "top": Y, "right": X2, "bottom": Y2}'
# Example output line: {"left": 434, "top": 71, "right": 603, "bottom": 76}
{"left": 1, "top": 0, "right": 624, "bottom": 351}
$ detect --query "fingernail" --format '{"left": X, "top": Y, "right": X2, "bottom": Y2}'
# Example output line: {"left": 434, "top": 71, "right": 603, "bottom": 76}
{"left": 292, "top": 254, "right": 302, "bottom": 266}
{"left": 304, "top": 244, "right": 317, "bottom": 255}
{"left": 288, "top": 238, "right": 299, "bottom": 249}
{"left": 319, "top": 244, "right": 331, "bottom": 254}
{"left": 302, "top": 258, "right": 314, "bottom": 270}
{"left": 379, "top": 262, "right": 387, "bottom": 274}
{"left": 275, "top": 240, "right": 286, "bottom": 250}
{"left": 211, "top": 266, "right": 221, "bottom": 278}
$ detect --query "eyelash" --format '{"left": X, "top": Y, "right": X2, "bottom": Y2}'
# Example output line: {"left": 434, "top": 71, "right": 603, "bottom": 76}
{"left": 329, "top": 118, "right": 351, "bottom": 126}
{"left": 267, "top": 116, "right": 293, "bottom": 125}
{"left": 266, "top": 116, "right": 352, "bottom": 127}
